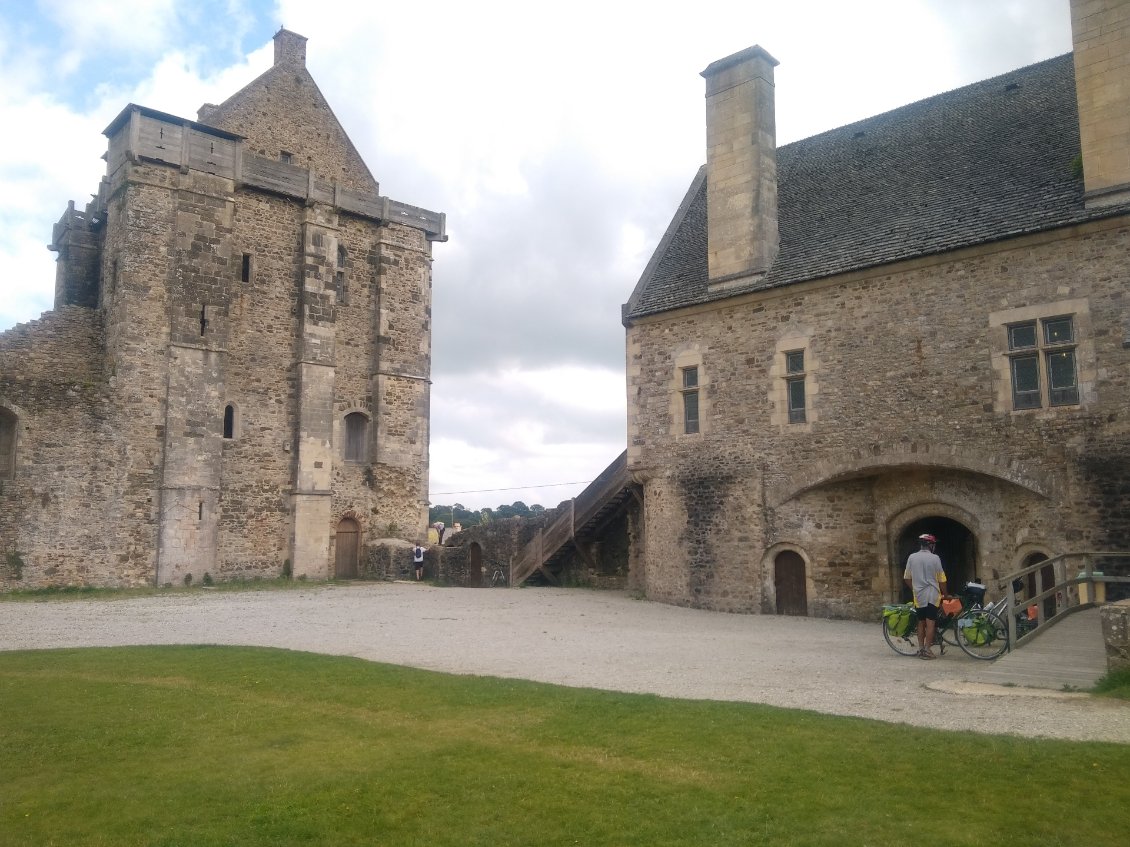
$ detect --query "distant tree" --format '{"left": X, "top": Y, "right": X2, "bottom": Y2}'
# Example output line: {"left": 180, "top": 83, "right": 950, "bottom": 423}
{"left": 428, "top": 503, "right": 482, "bottom": 527}
{"left": 529, "top": 504, "right": 545, "bottom": 515}
{"left": 495, "top": 501, "right": 532, "bottom": 519}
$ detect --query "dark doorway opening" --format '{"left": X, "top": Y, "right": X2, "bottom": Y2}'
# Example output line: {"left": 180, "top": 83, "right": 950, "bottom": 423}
{"left": 774, "top": 551, "right": 808, "bottom": 616}
{"left": 335, "top": 518, "right": 360, "bottom": 578}
{"left": 469, "top": 542, "right": 483, "bottom": 587}
{"left": 896, "top": 517, "right": 977, "bottom": 601}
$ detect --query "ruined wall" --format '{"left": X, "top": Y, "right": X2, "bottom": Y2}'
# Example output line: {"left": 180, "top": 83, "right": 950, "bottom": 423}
{"left": 0, "top": 309, "right": 114, "bottom": 587}
{"left": 627, "top": 216, "right": 1130, "bottom": 618}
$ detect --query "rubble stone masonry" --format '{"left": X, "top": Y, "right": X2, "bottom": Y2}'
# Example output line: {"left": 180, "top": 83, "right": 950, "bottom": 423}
{"left": 627, "top": 217, "right": 1130, "bottom": 618}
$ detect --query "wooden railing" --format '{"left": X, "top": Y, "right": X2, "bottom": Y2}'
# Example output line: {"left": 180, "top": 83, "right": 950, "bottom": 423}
{"left": 998, "top": 552, "right": 1130, "bottom": 648}
{"left": 510, "top": 451, "right": 629, "bottom": 586}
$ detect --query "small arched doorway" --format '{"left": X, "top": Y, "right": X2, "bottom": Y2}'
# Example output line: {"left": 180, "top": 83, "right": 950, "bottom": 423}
{"left": 335, "top": 517, "right": 360, "bottom": 578}
{"left": 895, "top": 517, "right": 977, "bottom": 600}
{"left": 469, "top": 542, "right": 483, "bottom": 587}
{"left": 774, "top": 550, "right": 808, "bottom": 616}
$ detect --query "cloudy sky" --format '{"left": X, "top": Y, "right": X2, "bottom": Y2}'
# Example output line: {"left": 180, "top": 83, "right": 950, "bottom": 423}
{"left": 0, "top": 0, "right": 1073, "bottom": 510}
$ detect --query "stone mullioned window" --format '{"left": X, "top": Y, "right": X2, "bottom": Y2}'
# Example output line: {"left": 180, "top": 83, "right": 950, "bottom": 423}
{"left": 989, "top": 299, "right": 1093, "bottom": 414}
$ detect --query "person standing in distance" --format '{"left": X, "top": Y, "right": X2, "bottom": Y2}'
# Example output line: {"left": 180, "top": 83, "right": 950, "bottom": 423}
{"left": 413, "top": 544, "right": 425, "bottom": 581}
{"left": 903, "top": 533, "right": 947, "bottom": 659}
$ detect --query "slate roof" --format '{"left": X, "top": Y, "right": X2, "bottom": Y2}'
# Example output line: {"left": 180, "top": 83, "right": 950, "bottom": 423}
{"left": 624, "top": 53, "right": 1129, "bottom": 322}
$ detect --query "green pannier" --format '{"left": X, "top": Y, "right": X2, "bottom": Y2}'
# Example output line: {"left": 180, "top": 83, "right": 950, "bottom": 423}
{"left": 883, "top": 604, "right": 915, "bottom": 637}
{"left": 960, "top": 615, "right": 994, "bottom": 646}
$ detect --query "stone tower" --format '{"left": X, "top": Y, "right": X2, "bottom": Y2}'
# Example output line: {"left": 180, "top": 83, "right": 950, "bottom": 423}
{"left": 0, "top": 30, "right": 445, "bottom": 588}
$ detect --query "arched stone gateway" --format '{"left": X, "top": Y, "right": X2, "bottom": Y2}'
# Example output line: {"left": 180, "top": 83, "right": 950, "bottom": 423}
{"left": 892, "top": 516, "right": 978, "bottom": 602}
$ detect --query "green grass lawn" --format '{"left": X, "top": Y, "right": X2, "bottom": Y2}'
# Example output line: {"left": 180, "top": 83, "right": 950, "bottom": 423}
{"left": 1, "top": 646, "right": 1127, "bottom": 846}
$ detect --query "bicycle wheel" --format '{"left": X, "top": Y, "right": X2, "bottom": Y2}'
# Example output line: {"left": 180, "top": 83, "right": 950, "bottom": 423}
{"left": 882, "top": 618, "right": 920, "bottom": 656}
{"left": 955, "top": 608, "right": 1009, "bottom": 660}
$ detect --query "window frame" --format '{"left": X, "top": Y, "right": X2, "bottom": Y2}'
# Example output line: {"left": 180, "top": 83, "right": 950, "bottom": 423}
{"left": 0, "top": 406, "right": 17, "bottom": 480}
{"left": 681, "top": 366, "right": 700, "bottom": 435}
{"left": 335, "top": 245, "right": 347, "bottom": 305}
{"left": 1006, "top": 315, "right": 1079, "bottom": 410}
{"left": 343, "top": 411, "right": 369, "bottom": 463}
{"left": 784, "top": 350, "right": 807, "bottom": 424}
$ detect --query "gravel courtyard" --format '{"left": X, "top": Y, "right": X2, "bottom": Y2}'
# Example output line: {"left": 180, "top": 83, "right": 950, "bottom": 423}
{"left": 2, "top": 583, "right": 1127, "bottom": 743}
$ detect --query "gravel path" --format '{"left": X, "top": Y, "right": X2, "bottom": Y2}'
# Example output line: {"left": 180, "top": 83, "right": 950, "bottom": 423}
{"left": 2, "top": 583, "right": 1127, "bottom": 743}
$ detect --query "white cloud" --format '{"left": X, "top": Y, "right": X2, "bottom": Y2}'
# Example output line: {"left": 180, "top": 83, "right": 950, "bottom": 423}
{"left": 38, "top": 0, "right": 180, "bottom": 56}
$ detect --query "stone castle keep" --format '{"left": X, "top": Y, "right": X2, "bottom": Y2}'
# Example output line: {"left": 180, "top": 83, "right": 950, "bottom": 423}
{"left": 622, "top": 0, "right": 1130, "bottom": 617}
{"left": 0, "top": 30, "right": 445, "bottom": 588}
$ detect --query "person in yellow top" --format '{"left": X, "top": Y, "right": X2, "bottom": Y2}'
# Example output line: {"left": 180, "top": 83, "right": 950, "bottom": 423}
{"left": 903, "top": 533, "right": 947, "bottom": 659}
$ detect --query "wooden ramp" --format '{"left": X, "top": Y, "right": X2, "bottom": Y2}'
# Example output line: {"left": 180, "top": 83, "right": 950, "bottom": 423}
{"left": 510, "top": 451, "right": 634, "bottom": 586}
{"left": 968, "top": 607, "right": 1108, "bottom": 690}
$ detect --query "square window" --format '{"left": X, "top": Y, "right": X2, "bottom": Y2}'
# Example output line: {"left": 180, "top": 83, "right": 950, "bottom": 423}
{"left": 1003, "top": 313, "right": 1081, "bottom": 412}
{"left": 1046, "top": 350, "right": 1079, "bottom": 406}
{"left": 1043, "top": 317, "right": 1074, "bottom": 345}
{"left": 785, "top": 351, "right": 805, "bottom": 374}
{"left": 1008, "top": 322, "right": 1037, "bottom": 350}
{"left": 682, "top": 367, "right": 698, "bottom": 389}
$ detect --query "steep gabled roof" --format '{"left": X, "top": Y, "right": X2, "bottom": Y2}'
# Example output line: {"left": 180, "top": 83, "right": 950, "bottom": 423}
{"left": 200, "top": 31, "right": 380, "bottom": 195}
{"left": 624, "top": 54, "right": 1129, "bottom": 322}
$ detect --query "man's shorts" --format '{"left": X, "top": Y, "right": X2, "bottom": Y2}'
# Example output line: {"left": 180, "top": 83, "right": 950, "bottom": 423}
{"left": 915, "top": 603, "right": 939, "bottom": 622}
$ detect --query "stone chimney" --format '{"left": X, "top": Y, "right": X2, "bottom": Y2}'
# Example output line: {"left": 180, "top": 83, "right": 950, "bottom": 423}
{"left": 701, "top": 45, "right": 780, "bottom": 285}
{"left": 1070, "top": 0, "right": 1130, "bottom": 208}
{"left": 274, "top": 28, "right": 308, "bottom": 69}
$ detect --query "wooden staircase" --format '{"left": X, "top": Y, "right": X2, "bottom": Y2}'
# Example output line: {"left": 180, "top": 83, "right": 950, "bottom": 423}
{"left": 510, "top": 451, "right": 635, "bottom": 586}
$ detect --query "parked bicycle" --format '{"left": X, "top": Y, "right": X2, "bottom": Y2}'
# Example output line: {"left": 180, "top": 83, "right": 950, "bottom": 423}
{"left": 882, "top": 581, "right": 1009, "bottom": 660}
{"left": 490, "top": 565, "right": 508, "bottom": 588}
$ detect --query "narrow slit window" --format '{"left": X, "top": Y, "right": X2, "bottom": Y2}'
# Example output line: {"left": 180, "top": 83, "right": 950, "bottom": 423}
{"left": 240, "top": 253, "right": 251, "bottom": 283}
{"left": 785, "top": 350, "right": 807, "bottom": 424}
{"left": 0, "top": 407, "right": 16, "bottom": 480}
{"left": 681, "top": 367, "right": 700, "bottom": 435}
{"left": 223, "top": 405, "right": 235, "bottom": 439}
{"left": 199, "top": 305, "right": 208, "bottom": 336}
{"left": 335, "top": 245, "right": 347, "bottom": 304}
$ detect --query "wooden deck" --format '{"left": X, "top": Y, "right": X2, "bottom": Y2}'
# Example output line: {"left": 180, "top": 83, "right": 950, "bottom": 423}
{"left": 968, "top": 607, "right": 1108, "bottom": 690}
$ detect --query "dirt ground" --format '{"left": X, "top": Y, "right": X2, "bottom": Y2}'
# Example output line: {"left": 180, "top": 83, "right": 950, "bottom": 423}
{"left": 1, "top": 583, "right": 1127, "bottom": 743}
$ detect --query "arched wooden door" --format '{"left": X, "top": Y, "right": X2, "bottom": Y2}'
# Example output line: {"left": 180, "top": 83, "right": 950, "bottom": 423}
{"left": 469, "top": 542, "right": 483, "bottom": 587}
{"left": 335, "top": 518, "right": 360, "bottom": 578}
{"left": 774, "top": 551, "right": 808, "bottom": 616}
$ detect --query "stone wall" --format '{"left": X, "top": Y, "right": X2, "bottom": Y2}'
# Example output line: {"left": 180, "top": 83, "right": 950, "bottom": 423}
{"left": 1101, "top": 599, "right": 1130, "bottom": 673}
{"left": 199, "top": 29, "right": 378, "bottom": 195}
{"left": 627, "top": 216, "right": 1130, "bottom": 618}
